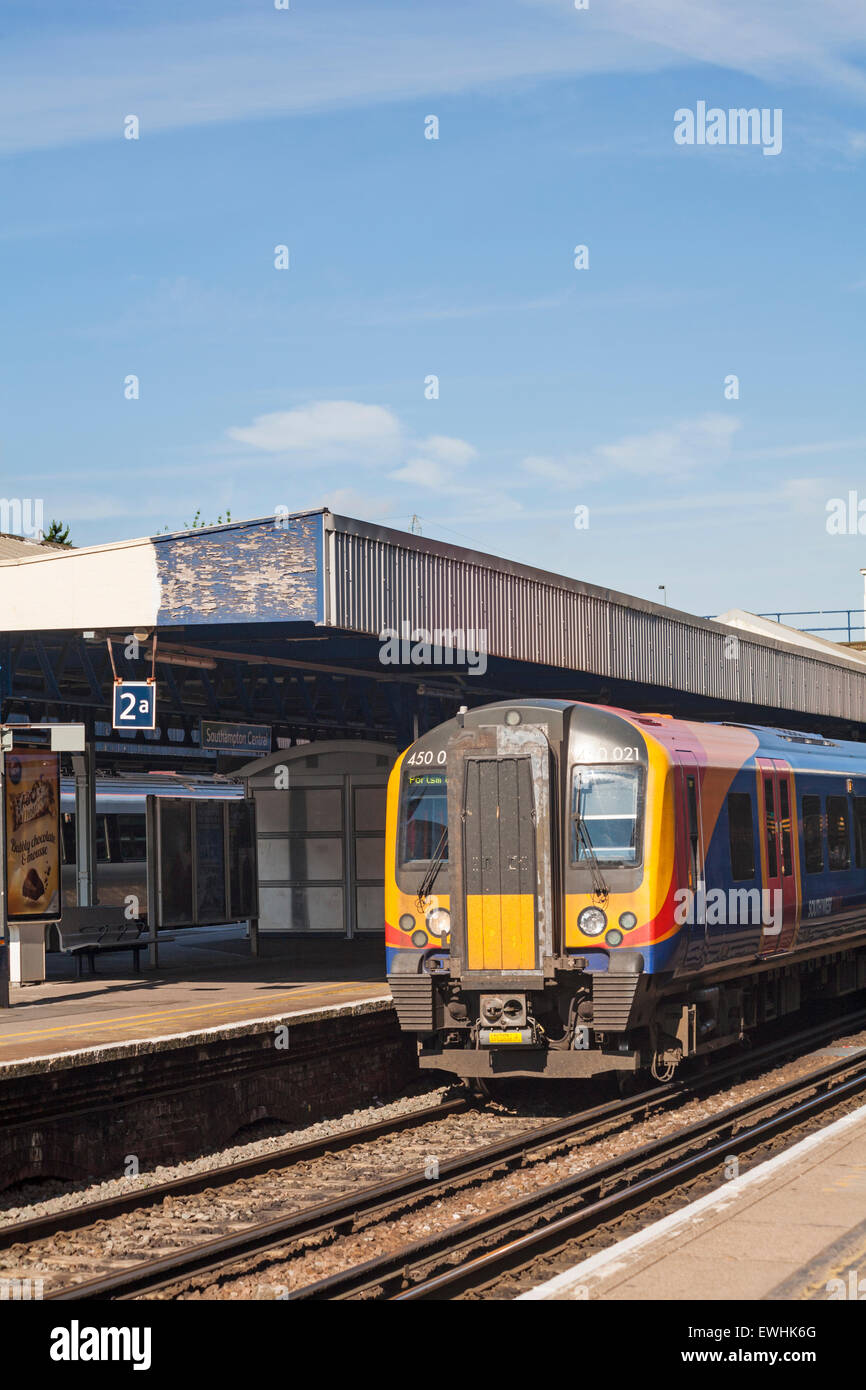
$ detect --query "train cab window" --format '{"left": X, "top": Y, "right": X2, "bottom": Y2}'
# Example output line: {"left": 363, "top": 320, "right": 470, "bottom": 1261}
{"left": 763, "top": 778, "right": 778, "bottom": 878}
{"left": 802, "top": 796, "right": 824, "bottom": 873}
{"left": 854, "top": 797, "right": 866, "bottom": 869}
{"left": 827, "top": 795, "right": 851, "bottom": 871}
{"left": 778, "top": 779, "right": 793, "bottom": 876}
{"left": 727, "top": 793, "right": 754, "bottom": 881}
{"left": 572, "top": 765, "right": 643, "bottom": 867}
{"left": 401, "top": 772, "right": 448, "bottom": 864}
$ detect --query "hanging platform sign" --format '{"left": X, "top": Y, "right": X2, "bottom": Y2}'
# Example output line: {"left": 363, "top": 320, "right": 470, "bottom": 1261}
{"left": 112, "top": 682, "right": 157, "bottom": 731}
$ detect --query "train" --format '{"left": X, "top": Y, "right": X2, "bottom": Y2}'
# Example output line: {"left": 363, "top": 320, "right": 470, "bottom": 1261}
{"left": 53, "top": 773, "right": 244, "bottom": 941}
{"left": 385, "top": 698, "right": 866, "bottom": 1082}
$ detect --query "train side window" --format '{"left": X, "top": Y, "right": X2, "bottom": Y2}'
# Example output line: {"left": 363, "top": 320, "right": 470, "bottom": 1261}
{"left": 778, "top": 779, "right": 792, "bottom": 876}
{"left": 95, "top": 817, "right": 109, "bottom": 863}
{"left": 685, "top": 775, "right": 700, "bottom": 890}
{"left": 727, "top": 793, "right": 754, "bottom": 881}
{"left": 117, "top": 814, "right": 147, "bottom": 862}
{"left": 61, "top": 814, "right": 76, "bottom": 866}
{"left": 854, "top": 797, "right": 866, "bottom": 869}
{"left": 827, "top": 795, "right": 851, "bottom": 871}
{"left": 802, "top": 795, "right": 824, "bottom": 873}
{"left": 763, "top": 777, "right": 778, "bottom": 878}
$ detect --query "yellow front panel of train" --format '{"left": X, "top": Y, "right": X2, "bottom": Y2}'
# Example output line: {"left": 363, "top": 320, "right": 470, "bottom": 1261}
{"left": 466, "top": 891, "right": 536, "bottom": 970}
{"left": 463, "top": 756, "right": 538, "bottom": 972}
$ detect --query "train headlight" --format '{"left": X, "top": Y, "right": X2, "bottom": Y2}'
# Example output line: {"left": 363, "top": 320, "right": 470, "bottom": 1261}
{"left": 578, "top": 906, "right": 607, "bottom": 937}
{"left": 411, "top": 930, "right": 428, "bottom": 948}
{"left": 425, "top": 907, "right": 451, "bottom": 938}
{"left": 618, "top": 912, "right": 637, "bottom": 931}
{"left": 605, "top": 929, "right": 624, "bottom": 947}
{"left": 399, "top": 914, "right": 415, "bottom": 933}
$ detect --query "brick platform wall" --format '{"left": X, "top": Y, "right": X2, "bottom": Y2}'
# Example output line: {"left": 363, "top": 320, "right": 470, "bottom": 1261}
{"left": 0, "top": 1005, "right": 419, "bottom": 1188}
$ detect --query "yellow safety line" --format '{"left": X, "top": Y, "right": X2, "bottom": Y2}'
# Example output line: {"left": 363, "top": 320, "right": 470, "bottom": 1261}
{"left": 0, "top": 982, "right": 384, "bottom": 1043}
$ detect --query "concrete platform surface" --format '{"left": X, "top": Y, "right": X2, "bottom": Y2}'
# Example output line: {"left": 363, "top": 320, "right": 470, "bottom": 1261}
{"left": 0, "top": 927, "right": 389, "bottom": 1070}
{"left": 521, "top": 1102, "right": 866, "bottom": 1302}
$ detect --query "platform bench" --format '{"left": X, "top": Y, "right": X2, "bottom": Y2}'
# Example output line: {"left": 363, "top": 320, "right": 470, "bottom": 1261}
{"left": 48, "top": 907, "right": 150, "bottom": 977}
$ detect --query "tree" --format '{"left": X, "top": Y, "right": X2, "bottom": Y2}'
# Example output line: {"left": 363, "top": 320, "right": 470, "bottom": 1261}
{"left": 44, "top": 520, "right": 71, "bottom": 546}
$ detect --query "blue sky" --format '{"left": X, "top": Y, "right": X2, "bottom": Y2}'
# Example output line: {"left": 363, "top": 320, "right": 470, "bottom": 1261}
{"left": 3, "top": 0, "right": 866, "bottom": 621}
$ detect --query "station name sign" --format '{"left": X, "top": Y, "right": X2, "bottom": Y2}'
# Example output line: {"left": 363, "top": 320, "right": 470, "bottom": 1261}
{"left": 199, "top": 720, "right": 272, "bottom": 757}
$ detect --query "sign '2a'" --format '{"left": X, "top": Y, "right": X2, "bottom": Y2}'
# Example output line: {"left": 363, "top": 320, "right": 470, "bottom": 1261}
{"left": 112, "top": 681, "right": 157, "bottom": 731}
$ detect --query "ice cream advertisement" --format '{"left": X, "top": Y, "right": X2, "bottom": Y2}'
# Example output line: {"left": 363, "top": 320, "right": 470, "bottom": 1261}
{"left": 5, "top": 751, "right": 61, "bottom": 921}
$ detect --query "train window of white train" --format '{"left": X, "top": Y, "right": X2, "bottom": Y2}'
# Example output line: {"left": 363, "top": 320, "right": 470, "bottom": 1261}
{"left": 116, "top": 814, "right": 147, "bottom": 862}
{"left": 827, "top": 795, "right": 851, "bottom": 871}
{"left": 802, "top": 796, "right": 824, "bottom": 873}
{"left": 727, "top": 793, "right": 755, "bottom": 881}
{"left": 60, "top": 814, "right": 75, "bottom": 865}
{"left": 95, "top": 817, "right": 111, "bottom": 863}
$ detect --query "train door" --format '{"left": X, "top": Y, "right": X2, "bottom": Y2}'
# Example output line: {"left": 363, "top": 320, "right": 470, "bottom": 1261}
{"left": 447, "top": 721, "right": 554, "bottom": 984}
{"left": 676, "top": 751, "right": 706, "bottom": 941}
{"left": 756, "top": 758, "right": 799, "bottom": 954}
{"left": 463, "top": 756, "right": 538, "bottom": 971}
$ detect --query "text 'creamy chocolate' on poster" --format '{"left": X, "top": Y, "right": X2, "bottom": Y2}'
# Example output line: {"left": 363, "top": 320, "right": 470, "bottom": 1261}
{"left": 5, "top": 751, "right": 61, "bottom": 921}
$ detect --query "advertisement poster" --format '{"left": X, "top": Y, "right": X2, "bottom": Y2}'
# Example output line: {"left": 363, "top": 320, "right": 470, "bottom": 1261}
{"left": 5, "top": 751, "right": 61, "bottom": 921}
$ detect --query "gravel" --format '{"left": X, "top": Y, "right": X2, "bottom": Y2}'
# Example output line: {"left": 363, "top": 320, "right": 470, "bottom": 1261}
{"left": 0, "top": 1079, "right": 454, "bottom": 1227}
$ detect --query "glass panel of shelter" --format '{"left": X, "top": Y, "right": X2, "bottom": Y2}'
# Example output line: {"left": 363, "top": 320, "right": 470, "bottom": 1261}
{"left": 351, "top": 780, "right": 387, "bottom": 934}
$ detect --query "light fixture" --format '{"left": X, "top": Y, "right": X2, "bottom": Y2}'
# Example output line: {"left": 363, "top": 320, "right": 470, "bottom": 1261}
{"left": 578, "top": 905, "right": 607, "bottom": 936}
{"left": 425, "top": 907, "right": 451, "bottom": 937}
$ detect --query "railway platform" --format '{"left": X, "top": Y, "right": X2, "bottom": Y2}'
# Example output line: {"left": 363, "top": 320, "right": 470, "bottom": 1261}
{"left": 0, "top": 926, "right": 387, "bottom": 1067}
{"left": 522, "top": 1096, "right": 866, "bottom": 1302}
{"left": 0, "top": 928, "right": 418, "bottom": 1190}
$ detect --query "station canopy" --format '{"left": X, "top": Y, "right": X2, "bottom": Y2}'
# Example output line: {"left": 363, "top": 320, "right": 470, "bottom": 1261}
{"left": 1, "top": 508, "right": 866, "bottom": 764}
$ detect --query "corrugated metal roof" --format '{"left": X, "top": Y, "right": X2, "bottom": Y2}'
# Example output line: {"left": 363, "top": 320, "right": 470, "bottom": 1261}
{"left": 325, "top": 513, "right": 866, "bottom": 724}
{"left": 2, "top": 507, "right": 866, "bottom": 727}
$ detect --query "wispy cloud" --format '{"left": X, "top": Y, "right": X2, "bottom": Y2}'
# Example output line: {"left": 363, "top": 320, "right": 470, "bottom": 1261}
{"left": 6, "top": 0, "right": 866, "bottom": 156}
{"left": 523, "top": 413, "right": 741, "bottom": 486}
{"left": 390, "top": 435, "right": 479, "bottom": 491}
{"left": 226, "top": 400, "right": 491, "bottom": 503}
{"left": 0, "top": 5, "right": 672, "bottom": 156}
{"left": 227, "top": 400, "right": 403, "bottom": 463}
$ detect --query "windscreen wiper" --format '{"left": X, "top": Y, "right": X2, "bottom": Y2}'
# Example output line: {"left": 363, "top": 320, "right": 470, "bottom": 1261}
{"left": 417, "top": 825, "right": 448, "bottom": 911}
{"left": 573, "top": 773, "right": 609, "bottom": 904}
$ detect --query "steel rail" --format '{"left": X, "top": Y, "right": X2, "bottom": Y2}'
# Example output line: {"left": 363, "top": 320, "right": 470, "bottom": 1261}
{"left": 41, "top": 1010, "right": 866, "bottom": 1300}
{"left": 335, "top": 1056, "right": 866, "bottom": 1300}
{"left": 0, "top": 1097, "right": 467, "bottom": 1250}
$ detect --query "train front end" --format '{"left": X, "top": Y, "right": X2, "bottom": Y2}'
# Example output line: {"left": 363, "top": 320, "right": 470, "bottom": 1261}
{"left": 386, "top": 699, "right": 680, "bottom": 1080}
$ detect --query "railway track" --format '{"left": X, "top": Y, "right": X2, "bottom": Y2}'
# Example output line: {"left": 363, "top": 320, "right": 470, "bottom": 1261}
{"left": 16, "top": 1006, "right": 866, "bottom": 1301}
{"left": 388, "top": 1049, "right": 866, "bottom": 1301}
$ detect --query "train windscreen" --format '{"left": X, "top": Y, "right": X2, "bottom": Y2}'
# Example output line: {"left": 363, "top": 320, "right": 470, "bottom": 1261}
{"left": 400, "top": 771, "right": 448, "bottom": 865}
{"left": 571, "top": 765, "right": 643, "bottom": 867}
